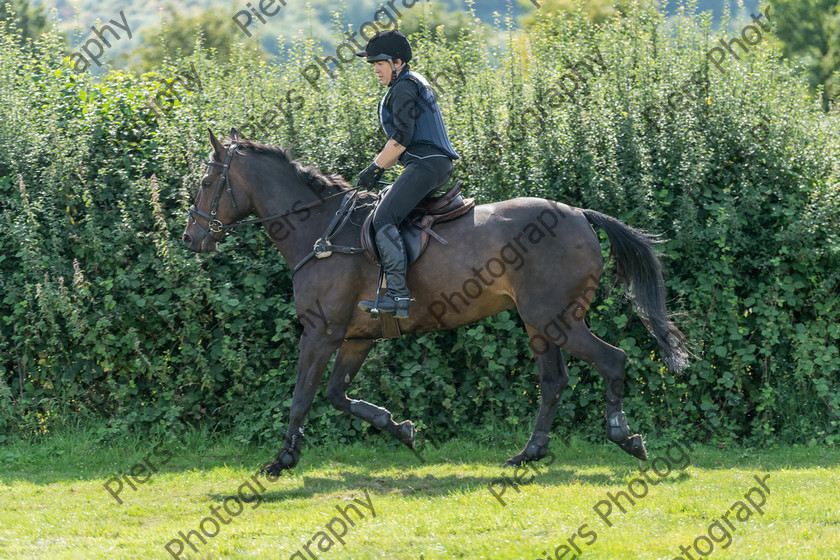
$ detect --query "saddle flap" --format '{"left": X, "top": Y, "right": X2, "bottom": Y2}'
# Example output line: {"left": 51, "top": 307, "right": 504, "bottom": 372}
{"left": 362, "top": 211, "right": 426, "bottom": 266}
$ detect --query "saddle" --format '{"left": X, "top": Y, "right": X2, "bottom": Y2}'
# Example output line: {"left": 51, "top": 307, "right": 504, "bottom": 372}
{"left": 361, "top": 180, "right": 475, "bottom": 265}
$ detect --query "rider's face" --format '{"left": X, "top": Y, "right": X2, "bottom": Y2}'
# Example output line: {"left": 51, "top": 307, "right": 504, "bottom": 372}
{"left": 373, "top": 59, "right": 402, "bottom": 86}
{"left": 373, "top": 61, "right": 391, "bottom": 85}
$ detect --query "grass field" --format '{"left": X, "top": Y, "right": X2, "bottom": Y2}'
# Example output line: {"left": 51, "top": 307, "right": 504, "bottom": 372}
{"left": 0, "top": 427, "right": 838, "bottom": 560}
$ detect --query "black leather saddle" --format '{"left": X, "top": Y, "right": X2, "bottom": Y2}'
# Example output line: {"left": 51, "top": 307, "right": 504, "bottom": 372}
{"left": 361, "top": 180, "right": 475, "bottom": 265}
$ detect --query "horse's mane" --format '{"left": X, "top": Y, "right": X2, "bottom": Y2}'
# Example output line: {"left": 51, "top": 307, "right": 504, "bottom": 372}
{"left": 230, "top": 139, "right": 352, "bottom": 191}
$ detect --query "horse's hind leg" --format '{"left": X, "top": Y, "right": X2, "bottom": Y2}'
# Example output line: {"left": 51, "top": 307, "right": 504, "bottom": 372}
{"left": 325, "top": 340, "right": 416, "bottom": 448}
{"left": 562, "top": 321, "right": 647, "bottom": 460}
{"left": 505, "top": 333, "right": 569, "bottom": 467}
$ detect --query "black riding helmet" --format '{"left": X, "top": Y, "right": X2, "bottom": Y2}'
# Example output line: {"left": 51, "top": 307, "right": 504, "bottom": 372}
{"left": 355, "top": 29, "right": 412, "bottom": 64}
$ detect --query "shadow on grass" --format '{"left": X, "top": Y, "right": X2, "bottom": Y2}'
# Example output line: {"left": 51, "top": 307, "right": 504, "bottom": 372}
{"left": 1, "top": 427, "right": 835, "bottom": 493}
{"left": 203, "top": 450, "right": 696, "bottom": 505}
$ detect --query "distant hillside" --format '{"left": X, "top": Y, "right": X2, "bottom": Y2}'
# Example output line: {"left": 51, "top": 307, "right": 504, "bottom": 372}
{"left": 40, "top": 0, "right": 520, "bottom": 50}
{"left": 664, "top": 0, "right": 763, "bottom": 29}
{"left": 37, "top": 0, "right": 761, "bottom": 67}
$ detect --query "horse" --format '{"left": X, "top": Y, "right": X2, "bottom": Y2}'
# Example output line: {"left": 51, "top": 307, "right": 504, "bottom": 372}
{"left": 182, "top": 129, "right": 689, "bottom": 476}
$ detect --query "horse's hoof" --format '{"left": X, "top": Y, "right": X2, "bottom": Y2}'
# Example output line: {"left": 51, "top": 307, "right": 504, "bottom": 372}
{"left": 261, "top": 448, "right": 298, "bottom": 476}
{"left": 261, "top": 462, "right": 283, "bottom": 477}
{"left": 617, "top": 434, "right": 647, "bottom": 461}
{"left": 503, "top": 455, "right": 526, "bottom": 468}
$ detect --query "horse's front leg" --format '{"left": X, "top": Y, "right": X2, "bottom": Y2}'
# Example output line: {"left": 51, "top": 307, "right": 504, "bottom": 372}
{"left": 325, "top": 340, "right": 415, "bottom": 448}
{"left": 262, "top": 330, "right": 341, "bottom": 476}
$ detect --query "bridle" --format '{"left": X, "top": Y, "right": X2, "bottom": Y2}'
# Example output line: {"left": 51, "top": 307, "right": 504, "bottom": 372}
{"left": 187, "top": 142, "right": 354, "bottom": 236}
{"left": 188, "top": 143, "right": 242, "bottom": 234}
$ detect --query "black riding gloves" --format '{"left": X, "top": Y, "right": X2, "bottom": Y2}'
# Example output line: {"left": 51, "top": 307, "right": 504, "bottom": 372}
{"left": 356, "top": 162, "right": 385, "bottom": 189}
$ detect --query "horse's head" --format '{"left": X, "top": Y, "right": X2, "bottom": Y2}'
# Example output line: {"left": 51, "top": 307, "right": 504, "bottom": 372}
{"left": 182, "top": 128, "right": 254, "bottom": 252}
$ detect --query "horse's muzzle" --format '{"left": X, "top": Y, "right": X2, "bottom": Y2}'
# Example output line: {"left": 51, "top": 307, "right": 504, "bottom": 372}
{"left": 182, "top": 223, "right": 218, "bottom": 253}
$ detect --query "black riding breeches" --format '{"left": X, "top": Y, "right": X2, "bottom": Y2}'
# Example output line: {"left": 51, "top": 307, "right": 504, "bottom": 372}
{"left": 371, "top": 152, "right": 454, "bottom": 233}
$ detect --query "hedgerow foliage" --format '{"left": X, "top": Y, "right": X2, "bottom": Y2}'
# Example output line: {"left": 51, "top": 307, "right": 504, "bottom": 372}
{"left": 1, "top": 3, "right": 838, "bottom": 448}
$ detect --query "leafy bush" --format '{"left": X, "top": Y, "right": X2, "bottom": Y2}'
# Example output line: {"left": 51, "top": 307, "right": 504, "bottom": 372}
{"left": 0, "top": 5, "right": 837, "bottom": 448}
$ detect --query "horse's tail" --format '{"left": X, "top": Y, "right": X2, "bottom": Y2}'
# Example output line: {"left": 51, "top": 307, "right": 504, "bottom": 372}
{"left": 582, "top": 209, "right": 689, "bottom": 373}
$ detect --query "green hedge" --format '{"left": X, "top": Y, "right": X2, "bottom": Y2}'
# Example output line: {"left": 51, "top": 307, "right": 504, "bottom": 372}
{"left": 1, "top": 5, "right": 838, "bottom": 448}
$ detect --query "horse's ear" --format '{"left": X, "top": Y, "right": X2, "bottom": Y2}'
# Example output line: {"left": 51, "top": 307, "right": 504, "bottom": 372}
{"left": 230, "top": 127, "right": 247, "bottom": 141}
{"left": 208, "top": 128, "right": 225, "bottom": 160}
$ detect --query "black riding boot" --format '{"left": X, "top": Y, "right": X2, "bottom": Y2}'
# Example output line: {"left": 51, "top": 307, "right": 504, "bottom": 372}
{"left": 358, "top": 224, "right": 412, "bottom": 318}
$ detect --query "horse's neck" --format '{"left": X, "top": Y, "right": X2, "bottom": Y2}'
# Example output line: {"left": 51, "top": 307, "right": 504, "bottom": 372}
{"left": 256, "top": 177, "right": 346, "bottom": 270}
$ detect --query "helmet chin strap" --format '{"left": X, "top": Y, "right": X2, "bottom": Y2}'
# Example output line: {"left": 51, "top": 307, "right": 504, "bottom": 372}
{"left": 388, "top": 59, "right": 405, "bottom": 85}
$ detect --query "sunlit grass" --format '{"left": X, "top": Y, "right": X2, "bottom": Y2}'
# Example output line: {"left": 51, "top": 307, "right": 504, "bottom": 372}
{"left": 0, "top": 429, "right": 838, "bottom": 559}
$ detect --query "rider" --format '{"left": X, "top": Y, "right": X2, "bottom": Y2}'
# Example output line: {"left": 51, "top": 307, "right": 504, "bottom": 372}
{"left": 355, "top": 29, "right": 460, "bottom": 319}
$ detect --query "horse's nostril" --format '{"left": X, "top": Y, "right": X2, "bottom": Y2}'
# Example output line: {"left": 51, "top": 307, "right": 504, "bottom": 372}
{"left": 183, "top": 233, "right": 192, "bottom": 245}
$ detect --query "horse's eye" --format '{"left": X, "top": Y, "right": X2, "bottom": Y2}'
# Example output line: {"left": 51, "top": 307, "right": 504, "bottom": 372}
{"left": 201, "top": 180, "right": 211, "bottom": 188}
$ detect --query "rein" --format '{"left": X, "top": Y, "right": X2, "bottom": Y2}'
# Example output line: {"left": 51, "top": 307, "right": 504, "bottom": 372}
{"left": 291, "top": 191, "right": 371, "bottom": 276}
{"left": 217, "top": 188, "right": 354, "bottom": 231}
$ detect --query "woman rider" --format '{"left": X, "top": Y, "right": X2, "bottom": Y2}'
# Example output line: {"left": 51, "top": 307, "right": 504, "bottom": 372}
{"left": 355, "top": 29, "right": 459, "bottom": 319}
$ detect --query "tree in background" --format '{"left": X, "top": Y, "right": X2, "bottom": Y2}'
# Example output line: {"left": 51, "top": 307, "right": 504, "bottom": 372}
{"left": 518, "top": 0, "right": 658, "bottom": 26}
{"left": 769, "top": 0, "right": 840, "bottom": 110}
{"left": 125, "top": 7, "right": 259, "bottom": 73}
{"left": 0, "top": 0, "right": 48, "bottom": 45}
{"left": 398, "top": 2, "right": 481, "bottom": 43}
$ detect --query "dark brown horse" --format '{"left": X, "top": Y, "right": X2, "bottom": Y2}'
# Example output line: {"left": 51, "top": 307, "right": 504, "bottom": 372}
{"left": 183, "top": 129, "right": 688, "bottom": 476}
